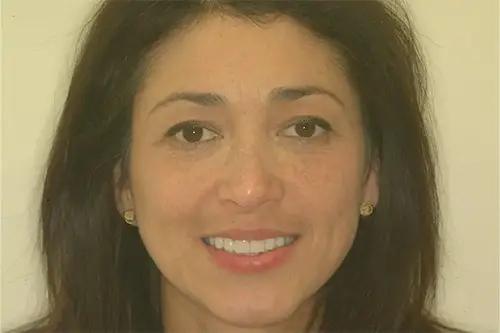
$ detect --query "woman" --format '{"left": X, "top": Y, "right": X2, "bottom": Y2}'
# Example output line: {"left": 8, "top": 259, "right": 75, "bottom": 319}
{"left": 15, "top": 0, "right": 466, "bottom": 332}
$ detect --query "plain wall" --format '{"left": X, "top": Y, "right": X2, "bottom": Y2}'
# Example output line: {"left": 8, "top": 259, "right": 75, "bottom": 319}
{"left": 1, "top": 0, "right": 499, "bottom": 331}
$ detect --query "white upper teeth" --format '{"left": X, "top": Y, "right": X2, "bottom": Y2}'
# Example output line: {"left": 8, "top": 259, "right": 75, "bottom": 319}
{"left": 205, "top": 236, "right": 296, "bottom": 255}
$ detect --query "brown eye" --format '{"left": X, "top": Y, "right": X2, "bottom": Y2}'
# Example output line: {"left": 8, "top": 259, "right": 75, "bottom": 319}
{"left": 180, "top": 125, "right": 203, "bottom": 143}
{"left": 166, "top": 122, "right": 218, "bottom": 144}
{"left": 294, "top": 121, "right": 316, "bottom": 138}
{"left": 282, "top": 117, "right": 332, "bottom": 138}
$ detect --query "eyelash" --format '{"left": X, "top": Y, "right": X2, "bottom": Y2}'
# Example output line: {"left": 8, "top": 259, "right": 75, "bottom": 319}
{"left": 282, "top": 116, "right": 332, "bottom": 139}
{"left": 164, "top": 116, "right": 332, "bottom": 148}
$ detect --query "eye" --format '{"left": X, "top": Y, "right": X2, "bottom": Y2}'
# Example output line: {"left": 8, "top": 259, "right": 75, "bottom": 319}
{"left": 281, "top": 117, "right": 332, "bottom": 138}
{"left": 165, "top": 121, "right": 219, "bottom": 144}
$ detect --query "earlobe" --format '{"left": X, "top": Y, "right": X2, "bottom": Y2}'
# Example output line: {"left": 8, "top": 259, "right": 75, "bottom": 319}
{"left": 363, "top": 165, "right": 379, "bottom": 208}
{"left": 360, "top": 201, "right": 374, "bottom": 217}
{"left": 123, "top": 209, "right": 138, "bottom": 226}
{"left": 360, "top": 168, "right": 378, "bottom": 218}
{"left": 113, "top": 162, "right": 134, "bottom": 213}
{"left": 116, "top": 186, "right": 134, "bottom": 213}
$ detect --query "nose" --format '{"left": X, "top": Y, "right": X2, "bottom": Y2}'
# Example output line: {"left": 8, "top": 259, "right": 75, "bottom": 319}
{"left": 217, "top": 142, "right": 284, "bottom": 212}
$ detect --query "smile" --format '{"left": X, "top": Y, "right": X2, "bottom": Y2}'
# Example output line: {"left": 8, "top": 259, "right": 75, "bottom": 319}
{"left": 202, "top": 236, "right": 297, "bottom": 256}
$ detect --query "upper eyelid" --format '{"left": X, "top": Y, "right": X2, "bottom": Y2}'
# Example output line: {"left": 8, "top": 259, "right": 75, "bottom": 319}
{"left": 282, "top": 116, "right": 332, "bottom": 130}
{"left": 166, "top": 120, "right": 220, "bottom": 136}
{"left": 165, "top": 116, "right": 332, "bottom": 135}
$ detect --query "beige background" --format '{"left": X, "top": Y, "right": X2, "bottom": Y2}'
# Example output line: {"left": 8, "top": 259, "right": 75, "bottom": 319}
{"left": 1, "top": 0, "right": 499, "bottom": 331}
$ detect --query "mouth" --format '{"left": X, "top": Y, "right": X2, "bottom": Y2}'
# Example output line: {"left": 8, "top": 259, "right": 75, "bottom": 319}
{"left": 202, "top": 236, "right": 298, "bottom": 256}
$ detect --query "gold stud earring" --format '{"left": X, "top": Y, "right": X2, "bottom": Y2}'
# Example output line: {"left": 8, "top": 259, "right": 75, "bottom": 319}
{"left": 360, "top": 202, "right": 374, "bottom": 217}
{"left": 123, "top": 210, "right": 137, "bottom": 226}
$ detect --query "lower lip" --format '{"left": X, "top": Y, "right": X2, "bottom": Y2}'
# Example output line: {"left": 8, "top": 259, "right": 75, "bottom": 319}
{"left": 204, "top": 240, "right": 298, "bottom": 274}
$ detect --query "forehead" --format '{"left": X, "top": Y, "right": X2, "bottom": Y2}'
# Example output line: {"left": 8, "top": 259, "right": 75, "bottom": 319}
{"left": 136, "top": 14, "right": 356, "bottom": 110}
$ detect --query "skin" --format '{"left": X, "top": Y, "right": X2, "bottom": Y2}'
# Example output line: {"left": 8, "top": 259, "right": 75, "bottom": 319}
{"left": 116, "top": 14, "right": 379, "bottom": 333}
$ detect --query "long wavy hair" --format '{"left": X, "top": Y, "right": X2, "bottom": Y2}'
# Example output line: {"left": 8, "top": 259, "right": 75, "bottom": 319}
{"left": 14, "top": 0, "right": 466, "bottom": 332}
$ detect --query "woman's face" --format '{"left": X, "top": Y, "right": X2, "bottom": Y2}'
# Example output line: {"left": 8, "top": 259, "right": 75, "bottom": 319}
{"left": 118, "top": 14, "right": 378, "bottom": 329}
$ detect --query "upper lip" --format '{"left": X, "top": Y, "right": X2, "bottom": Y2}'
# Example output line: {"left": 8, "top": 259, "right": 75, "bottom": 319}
{"left": 202, "top": 228, "right": 299, "bottom": 241}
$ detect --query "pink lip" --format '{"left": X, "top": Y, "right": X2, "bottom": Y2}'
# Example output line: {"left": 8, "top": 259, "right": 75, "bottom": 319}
{"left": 202, "top": 235, "right": 299, "bottom": 275}
{"left": 203, "top": 228, "right": 297, "bottom": 241}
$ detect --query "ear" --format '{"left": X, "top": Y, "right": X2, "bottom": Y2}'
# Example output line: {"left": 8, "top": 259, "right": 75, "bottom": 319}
{"left": 362, "top": 162, "right": 379, "bottom": 207}
{"left": 113, "top": 162, "right": 134, "bottom": 214}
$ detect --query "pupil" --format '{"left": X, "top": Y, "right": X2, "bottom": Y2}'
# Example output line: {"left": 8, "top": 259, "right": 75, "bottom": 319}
{"left": 296, "top": 121, "right": 315, "bottom": 137}
{"left": 183, "top": 126, "right": 203, "bottom": 143}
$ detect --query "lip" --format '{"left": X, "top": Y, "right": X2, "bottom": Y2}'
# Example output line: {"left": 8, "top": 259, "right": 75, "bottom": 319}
{"left": 203, "top": 238, "right": 298, "bottom": 274}
{"left": 202, "top": 228, "right": 298, "bottom": 241}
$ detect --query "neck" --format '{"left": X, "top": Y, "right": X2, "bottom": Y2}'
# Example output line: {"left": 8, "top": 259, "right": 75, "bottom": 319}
{"left": 161, "top": 279, "right": 321, "bottom": 333}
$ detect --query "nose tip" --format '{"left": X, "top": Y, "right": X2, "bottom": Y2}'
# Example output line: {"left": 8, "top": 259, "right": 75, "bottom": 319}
{"left": 218, "top": 153, "right": 283, "bottom": 211}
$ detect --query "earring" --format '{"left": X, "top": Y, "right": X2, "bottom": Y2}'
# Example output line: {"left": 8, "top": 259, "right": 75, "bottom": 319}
{"left": 123, "top": 210, "right": 137, "bottom": 226}
{"left": 360, "top": 202, "right": 374, "bottom": 217}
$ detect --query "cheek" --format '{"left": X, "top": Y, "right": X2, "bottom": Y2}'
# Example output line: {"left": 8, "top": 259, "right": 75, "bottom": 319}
{"left": 127, "top": 147, "right": 212, "bottom": 263}
{"left": 289, "top": 150, "right": 364, "bottom": 268}
{"left": 129, "top": 143, "right": 211, "bottom": 218}
{"left": 294, "top": 149, "right": 365, "bottom": 221}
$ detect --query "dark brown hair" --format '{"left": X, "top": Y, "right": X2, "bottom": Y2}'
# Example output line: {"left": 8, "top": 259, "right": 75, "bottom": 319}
{"left": 14, "top": 0, "right": 466, "bottom": 332}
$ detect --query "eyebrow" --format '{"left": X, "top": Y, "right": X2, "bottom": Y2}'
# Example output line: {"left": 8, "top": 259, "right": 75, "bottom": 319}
{"left": 149, "top": 85, "right": 344, "bottom": 114}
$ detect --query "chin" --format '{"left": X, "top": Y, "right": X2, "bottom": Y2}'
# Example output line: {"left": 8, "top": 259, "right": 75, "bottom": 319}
{"left": 211, "top": 305, "right": 296, "bottom": 328}
{"left": 205, "top": 290, "right": 304, "bottom": 328}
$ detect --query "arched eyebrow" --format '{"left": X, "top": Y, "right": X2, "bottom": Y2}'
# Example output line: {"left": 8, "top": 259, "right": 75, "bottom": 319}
{"left": 149, "top": 85, "right": 344, "bottom": 114}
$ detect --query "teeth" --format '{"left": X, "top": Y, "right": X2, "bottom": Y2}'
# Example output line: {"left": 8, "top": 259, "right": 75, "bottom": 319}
{"left": 215, "top": 237, "right": 224, "bottom": 249}
{"left": 204, "top": 236, "right": 296, "bottom": 255}
{"left": 223, "top": 238, "right": 233, "bottom": 252}
{"left": 250, "top": 240, "right": 265, "bottom": 253}
{"left": 234, "top": 240, "right": 250, "bottom": 254}
{"left": 265, "top": 238, "right": 275, "bottom": 251}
